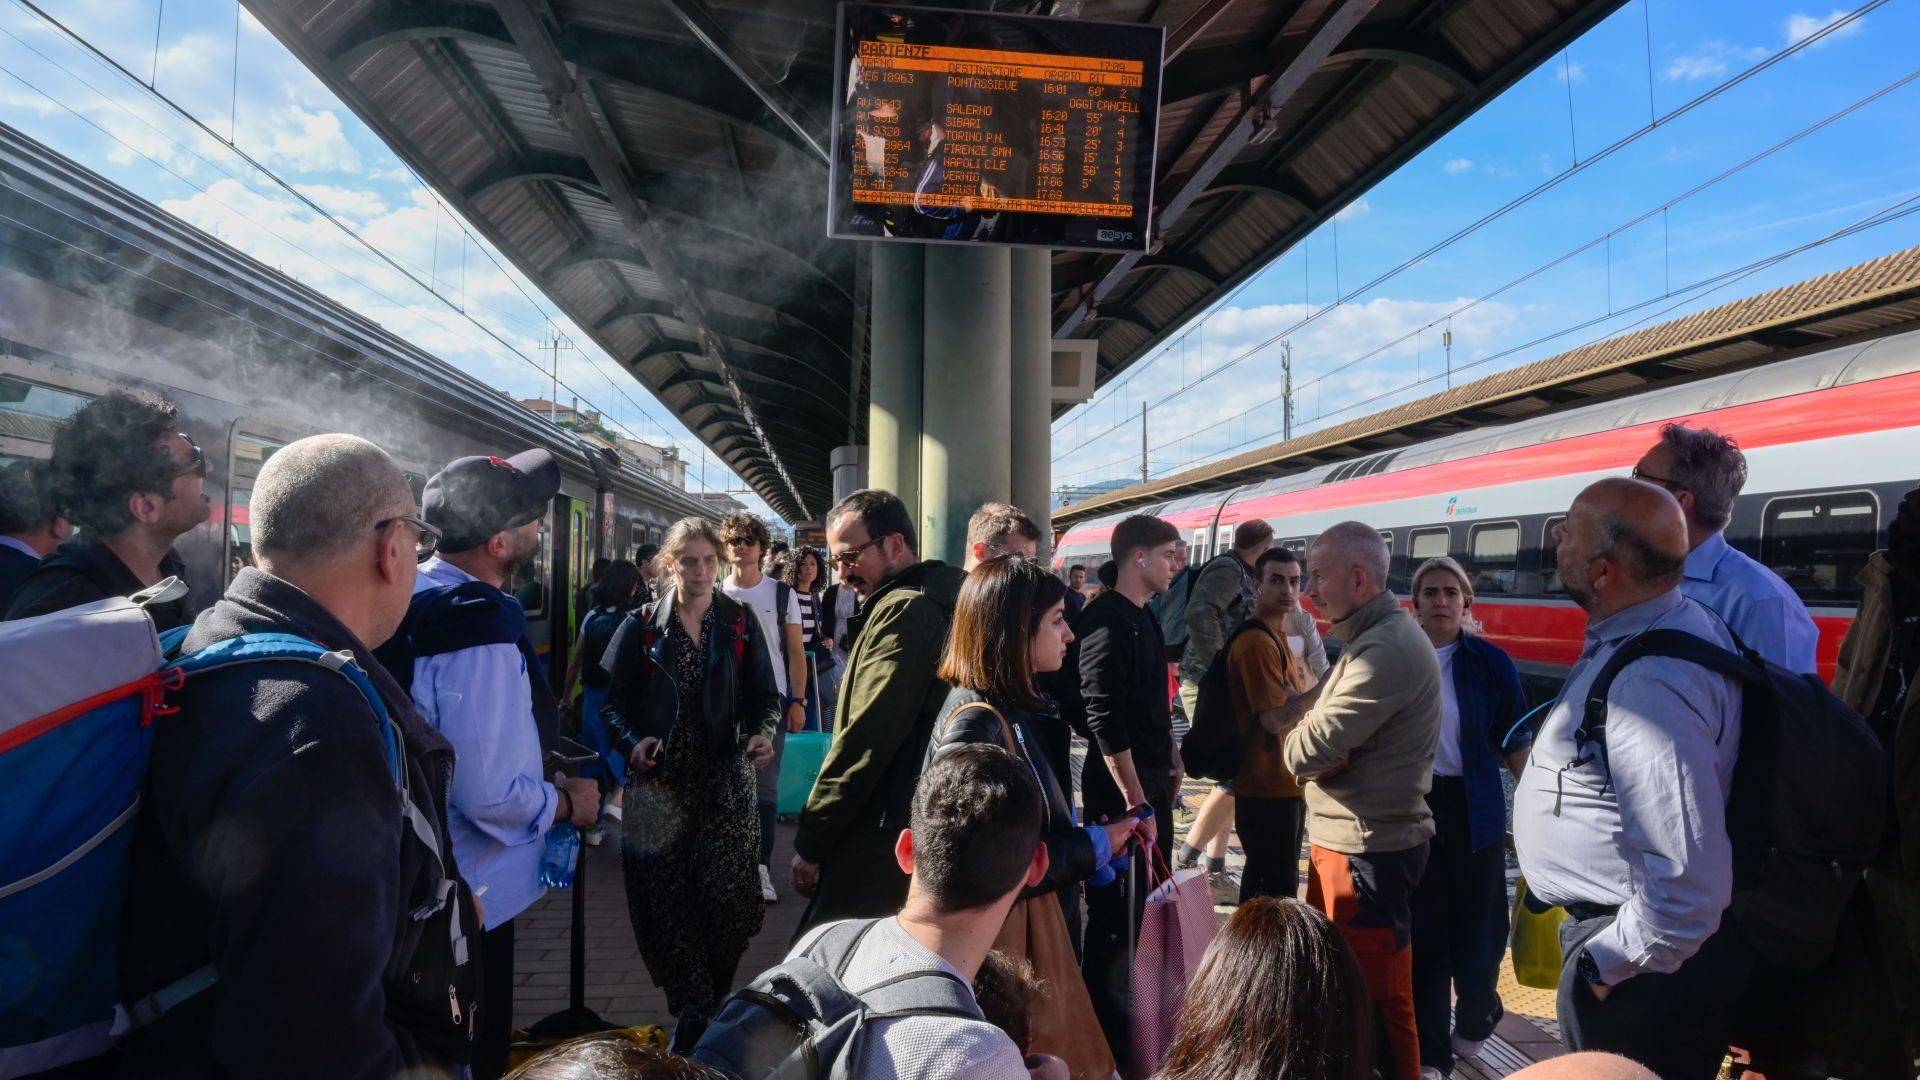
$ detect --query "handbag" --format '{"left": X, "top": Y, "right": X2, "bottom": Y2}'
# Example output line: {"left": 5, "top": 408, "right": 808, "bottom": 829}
{"left": 944, "top": 700, "right": 1119, "bottom": 1080}
{"left": 1509, "top": 875, "right": 1568, "bottom": 990}
{"left": 1128, "top": 845, "right": 1216, "bottom": 1078}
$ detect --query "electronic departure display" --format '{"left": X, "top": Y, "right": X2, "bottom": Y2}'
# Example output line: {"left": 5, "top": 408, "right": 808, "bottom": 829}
{"left": 828, "top": 3, "right": 1163, "bottom": 253}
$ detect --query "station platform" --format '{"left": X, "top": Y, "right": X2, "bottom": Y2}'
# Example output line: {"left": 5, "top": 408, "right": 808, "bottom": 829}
{"left": 511, "top": 793, "right": 1566, "bottom": 1076}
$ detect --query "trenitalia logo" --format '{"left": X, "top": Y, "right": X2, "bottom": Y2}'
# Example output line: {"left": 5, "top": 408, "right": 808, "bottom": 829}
{"left": 1443, "top": 497, "right": 1479, "bottom": 518}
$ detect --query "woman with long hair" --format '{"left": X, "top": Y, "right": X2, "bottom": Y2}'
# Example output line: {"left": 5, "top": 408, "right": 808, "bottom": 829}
{"left": 601, "top": 518, "right": 780, "bottom": 1023}
{"left": 778, "top": 547, "right": 833, "bottom": 731}
{"left": 928, "top": 554, "right": 1149, "bottom": 1078}
{"left": 1405, "top": 556, "right": 1531, "bottom": 1076}
{"left": 560, "top": 558, "right": 640, "bottom": 843}
{"left": 1155, "top": 897, "right": 1373, "bottom": 1080}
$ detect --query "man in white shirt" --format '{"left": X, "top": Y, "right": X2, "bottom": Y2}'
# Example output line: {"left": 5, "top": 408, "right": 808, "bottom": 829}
{"left": 782, "top": 743, "right": 1051, "bottom": 1080}
{"left": 719, "top": 512, "right": 807, "bottom": 901}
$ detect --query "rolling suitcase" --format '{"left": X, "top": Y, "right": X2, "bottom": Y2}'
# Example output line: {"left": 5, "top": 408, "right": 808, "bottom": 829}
{"left": 776, "top": 731, "right": 831, "bottom": 817}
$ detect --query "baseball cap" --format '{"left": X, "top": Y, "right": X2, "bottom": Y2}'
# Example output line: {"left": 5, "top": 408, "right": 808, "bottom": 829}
{"left": 423, "top": 449, "right": 561, "bottom": 554}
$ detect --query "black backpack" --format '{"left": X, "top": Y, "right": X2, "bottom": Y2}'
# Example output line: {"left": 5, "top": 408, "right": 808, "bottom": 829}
{"left": 1181, "top": 620, "right": 1281, "bottom": 783}
{"left": 684, "top": 919, "right": 981, "bottom": 1079}
{"left": 1578, "top": 629, "right": 1887, "bottom": 969}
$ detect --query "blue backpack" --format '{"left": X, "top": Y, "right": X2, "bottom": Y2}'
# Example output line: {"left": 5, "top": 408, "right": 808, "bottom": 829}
{"left": 0, "top": 581, "right": 398, "bottom": 1077}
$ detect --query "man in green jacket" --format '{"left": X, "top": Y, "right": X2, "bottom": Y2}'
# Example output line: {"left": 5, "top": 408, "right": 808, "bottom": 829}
{"left": 790, "top": 488, "right": 966, "bottom": 937}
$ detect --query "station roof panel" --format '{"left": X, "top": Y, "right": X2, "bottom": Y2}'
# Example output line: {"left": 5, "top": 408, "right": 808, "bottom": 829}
{"left": 245, "top": 0, "right": 1627, "bottom": 521}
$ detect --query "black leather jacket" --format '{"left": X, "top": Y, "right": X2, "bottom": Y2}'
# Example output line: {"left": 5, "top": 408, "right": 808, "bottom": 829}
{"left": 601, "top": 589, "right": 780, "bottom": 762}
{"left": 926, "top": 686, "right": 1097, "bottom": 899}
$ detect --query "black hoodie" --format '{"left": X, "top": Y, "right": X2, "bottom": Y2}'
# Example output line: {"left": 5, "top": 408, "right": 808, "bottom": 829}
{"left": 3, "top": 538, "right": 191, "bottom": 629}
{"left": 116, "top": 568, "right": 475, "bottom": 1078}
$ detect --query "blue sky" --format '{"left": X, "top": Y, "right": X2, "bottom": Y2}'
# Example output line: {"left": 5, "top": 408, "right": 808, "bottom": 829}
{"left": 1, "top": 1, "right": 1915, "bottom": 518}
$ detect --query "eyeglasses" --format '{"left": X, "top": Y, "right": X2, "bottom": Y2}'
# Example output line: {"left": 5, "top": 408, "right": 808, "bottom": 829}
{"left": 1630, "top": 466, "right": 1685, "bottom": 492}
{"left": 830, "top": 535, "right": 889, "bottom": 567}
{"left": 170, "top": 433, "right": 208, "bottom": 480}
{"left": 377, "top": 514, "right": 442, "bottom": 563}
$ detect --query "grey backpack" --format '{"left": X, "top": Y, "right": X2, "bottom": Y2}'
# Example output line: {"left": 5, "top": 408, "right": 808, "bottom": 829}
{"left": 685, "top": 919, "right": 980, "bottom": 1079}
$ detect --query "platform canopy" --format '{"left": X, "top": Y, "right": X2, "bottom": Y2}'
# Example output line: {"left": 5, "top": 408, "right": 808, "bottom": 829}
{"left": 245, "top": 0, "right": 1628, "bottom": 521}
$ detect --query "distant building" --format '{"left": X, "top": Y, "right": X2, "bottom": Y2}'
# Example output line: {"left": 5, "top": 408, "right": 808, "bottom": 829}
{"left": 1054, "top": 479, "right": 1136, "bottom": 509}
{"left": 616, "top": 437, "right": 688, "bottom": 489}
{"left": 693, "top": 491, "right": 749, "bottom": 515}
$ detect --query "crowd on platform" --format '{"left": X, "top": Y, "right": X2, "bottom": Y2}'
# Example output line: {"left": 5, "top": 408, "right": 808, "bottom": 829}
{"left": 3, "top": 390, "right": 1917, "bottom": 1080}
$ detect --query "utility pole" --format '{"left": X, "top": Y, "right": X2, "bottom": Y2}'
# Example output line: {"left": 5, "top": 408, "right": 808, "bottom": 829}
{"left": 542, "top": 333, "right": 573, "bottom": 422}
{"left": 1139, "top": 402, "right": 1149, "bottom": 482}
{"left": 1443, "top": 327, "right": 1454, "bottom": 390}
{"left": 1281, "top": 339, "right": 1294, "bottom": 442}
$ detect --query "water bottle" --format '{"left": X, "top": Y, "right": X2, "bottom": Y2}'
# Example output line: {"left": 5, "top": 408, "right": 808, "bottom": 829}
{"left": 539, "top": 823, "right": 579, "bottom": 888}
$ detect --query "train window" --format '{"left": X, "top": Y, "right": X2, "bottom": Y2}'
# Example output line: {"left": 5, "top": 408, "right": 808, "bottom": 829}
{"left": 1280, "top": 537, "right": 1307, "bottom": 557}
{"left": 509, "top": 510, "right": 552, "bottom": 617}
{"left": 226, "top": 431, "right": 288, "bottom": 584}
{"left": 0, "top": 374, "right": 92, "bottom": 461}
{"left": 1466, "top": 522, "right": 1521, "bottom": 594}
{"left": 1409, "top": 527, "right": 1449, "bottom": 560}
{"left": 1761, "top": 491, "right": 1878, "bottom": 603}
{"left": 1542, "top": 516, "right": 1566, "bottom": 593}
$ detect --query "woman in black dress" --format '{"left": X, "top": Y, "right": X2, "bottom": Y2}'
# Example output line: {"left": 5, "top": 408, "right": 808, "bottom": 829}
{"left": 602, "top": 516, "right": 780, "bottom": 1021}
{"left": 777, "top": 547, "right": 833, "bottom": 730}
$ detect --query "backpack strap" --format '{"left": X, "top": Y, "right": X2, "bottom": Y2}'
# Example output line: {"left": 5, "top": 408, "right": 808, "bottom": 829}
{"left": 1573, "top": 628, "right": 1760, "bottom": 792}
{"left": 806, "top": 919, "right": 978, "bottom": 1019}
{"left": 775, "top": 581, "right": 794, "bottom": 668}
{"left": 942, "top": 700, "right": 1018, "bottom": 755}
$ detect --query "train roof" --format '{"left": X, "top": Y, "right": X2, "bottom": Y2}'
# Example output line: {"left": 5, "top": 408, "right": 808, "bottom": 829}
{"left": 1057, "top": 321, "right": 1920, "bottom": 538}
{"left": 0, "top": 122, "right": 711, "bottom": 518}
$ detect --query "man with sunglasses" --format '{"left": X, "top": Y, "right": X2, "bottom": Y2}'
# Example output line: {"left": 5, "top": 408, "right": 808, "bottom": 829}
{"left": 118, "top": 434, "right": 481, "bottom": 1077}
{"left": 1631, "top": 423, "right": 1818, "bottom": 674}
{"left": 6, "top": 390, "right": 210, "bottom": 629}
{"left": 374, "top": 447, "right": 600, "bottom": 1080}
{"left": 790, "top": 488, "right": 966, "bottom": 938}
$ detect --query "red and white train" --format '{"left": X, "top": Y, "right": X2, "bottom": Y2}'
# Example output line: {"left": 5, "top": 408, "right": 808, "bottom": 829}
{"left": 1054, "top": 325, "right": 1920, "bottom": 688}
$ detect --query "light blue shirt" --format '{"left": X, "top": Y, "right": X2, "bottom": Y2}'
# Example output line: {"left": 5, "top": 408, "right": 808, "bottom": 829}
{"left": 409, "top": 557, "right": 556, "bottom": 929}
{"left": 0, "top": 536, "right": 40, "bottom": 561}
{"left": 1513, "top": 588, "right": 1743, "bottom": 985}
{"left": 1681, "top": 531, "right": 1820, "bottom": 675}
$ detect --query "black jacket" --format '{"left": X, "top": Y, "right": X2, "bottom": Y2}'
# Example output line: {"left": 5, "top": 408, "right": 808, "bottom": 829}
{"left": 117, "top": 568, "right": 475, "bottom": 1078}
{"left": 4, "top": 539, "right": 191, "bottom": 630}
{"left": 926, "top": 687, "right": 1097, "bottom": 899}
{"left": 0, "top": 542, "right": 38, "bottom": 615}
{"left": 600, "top": 589, "right": 780, "bottom": 761}
{"left": 1056, "top": 589, "right": 1171, "bottom": 815}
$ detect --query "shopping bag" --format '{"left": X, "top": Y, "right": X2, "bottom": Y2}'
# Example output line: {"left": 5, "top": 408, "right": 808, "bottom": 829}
{"left": 1509, "top": 875, "right": 1568, "bottom": 990}
{"left": 1128, "top": 852, "right": 1216, "bottom": 1077}
{"left": 995, "top": 893, "right": 1117, "bottom": 1080}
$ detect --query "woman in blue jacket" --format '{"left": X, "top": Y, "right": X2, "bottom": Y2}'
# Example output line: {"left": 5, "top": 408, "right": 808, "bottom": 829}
{"left": 1407, "top": 556, "right": 1531, "bottom": 1078}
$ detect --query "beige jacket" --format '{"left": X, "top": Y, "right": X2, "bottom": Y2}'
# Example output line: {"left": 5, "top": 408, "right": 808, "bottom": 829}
{"left": 1283, "top": 590, "right": 1441, "bottom": 854}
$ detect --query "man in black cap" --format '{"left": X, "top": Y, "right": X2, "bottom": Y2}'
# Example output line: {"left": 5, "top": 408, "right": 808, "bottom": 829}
{"left": 374, "top": 449, "right": 600, "bottom": 1080}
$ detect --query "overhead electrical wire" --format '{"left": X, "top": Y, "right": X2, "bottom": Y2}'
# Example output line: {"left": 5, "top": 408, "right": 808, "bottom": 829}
{"left": 1052, "top": 0, "right": 1888, "bottom": 463}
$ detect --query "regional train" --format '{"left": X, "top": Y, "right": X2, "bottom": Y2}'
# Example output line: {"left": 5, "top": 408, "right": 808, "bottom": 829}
{"left": 0, "top": 123, "right": 712, "bottom": 683}
{"left": 1055, "top": 324, "right": 1920, "bottom": 688}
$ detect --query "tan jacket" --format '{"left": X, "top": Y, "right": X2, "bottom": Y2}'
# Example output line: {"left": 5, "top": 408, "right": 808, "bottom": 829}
{"left": 1283, "top": 590, "right": 1441, "bottom": 854}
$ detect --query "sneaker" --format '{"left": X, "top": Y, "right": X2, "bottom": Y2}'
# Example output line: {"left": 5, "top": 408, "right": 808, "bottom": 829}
{"left": 1173, "top": 842, "right": 1202, "bottom": 869}
{"left": 758, "top": 864, "right": 778, "bottom": 902}
{"left": 583, "top": 826, "right": 605, "bottom": 847}
{"left": 1450, "top": 1033, "right": 1486, "bottom": 1061}
{"left": 1208, "top": 869, "right": 1239, "bottom": 908}
{"left": 1420, "top": 1068, "right": 1447, "bottom": 1080}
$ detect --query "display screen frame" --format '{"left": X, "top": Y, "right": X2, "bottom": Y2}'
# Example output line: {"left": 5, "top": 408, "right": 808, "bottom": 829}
{"left": 828, "top": 2, "right": 1164, "bottom": 253}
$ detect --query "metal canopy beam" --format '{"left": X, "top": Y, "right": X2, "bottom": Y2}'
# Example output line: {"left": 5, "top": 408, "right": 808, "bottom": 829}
{"left": 491, "top": 0, "right": 810, "bottom": 519}
{"left": 1195, "top": 166, "right": 1318, "bottom": 215}
{"left": 547, "top": 241, "right": 849, "bottom": 320}
{"left": 1127, "top": 255, "right": 1221, "bottom": 289}
{"left": 1083, "top": 308, "right": 1158, "bottom": 336}
{"left": 1058, "top": 0, "right": 1379, "bottom": 337}
{"left": 332, "top": 2, "right": 825, "bottom": 162}
{"left": 593, "top": 298, "right": 851, "bottom": 366}
{"left": 654, "top": 0, "right": 830, "bottom": 165}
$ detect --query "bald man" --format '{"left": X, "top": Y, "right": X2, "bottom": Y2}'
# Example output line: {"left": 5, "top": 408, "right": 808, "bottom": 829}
{"left": 117, "top": 435, "right": 478, "bottom": 1076}
{"left": 1514, "top": 478, "right": 1752, "bottom": 1078}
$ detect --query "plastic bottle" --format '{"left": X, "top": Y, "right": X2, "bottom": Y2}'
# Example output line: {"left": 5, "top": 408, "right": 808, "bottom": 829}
{"left": 539, "top": 823, "right": 579, "bottom": 888}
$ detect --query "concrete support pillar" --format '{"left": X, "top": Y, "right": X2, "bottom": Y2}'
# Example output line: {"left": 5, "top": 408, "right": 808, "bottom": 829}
{"left": 920, "top": 245, "right": 1012, "bottom": 563}
{"left": 1009, "top": 247, "right": 1054, "bottom": 557}
{"left": 867, "top": 244, "right": 924, "bottom": 523}
{"left": 830, "top": 445, "right": 866, "bottom": 507}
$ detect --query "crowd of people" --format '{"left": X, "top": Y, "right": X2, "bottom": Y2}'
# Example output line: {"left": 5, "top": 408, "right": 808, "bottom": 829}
{"left": 4, "top": 389, "right": 1915, "bottom": 1080}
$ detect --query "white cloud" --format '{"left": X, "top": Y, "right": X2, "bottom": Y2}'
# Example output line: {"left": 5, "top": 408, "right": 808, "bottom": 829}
{"left": 1444, "top": 157, "right": 1474, "bottom": 175}
{"left": 1335, "top": 198, "right": 1371, "bottom": 221}
{"left": 1785, "top": 10, "right": 1865, "bottom": 47}
{"left": 1558, "top": 60, "right": 1588, "bottom": 84}
{"left": 256, "top": 107, "right": 362, "bottom": 174}
{"left": 1663, "top": 40, "right": 1769, "bottom": 82}
{"left": 295, "top": 183, "right": 388, "bottom": 221}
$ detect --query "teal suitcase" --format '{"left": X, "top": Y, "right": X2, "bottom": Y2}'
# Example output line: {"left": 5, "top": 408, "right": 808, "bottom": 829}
{"left": 777, "top": 731, "right": 831, "bottom": 817}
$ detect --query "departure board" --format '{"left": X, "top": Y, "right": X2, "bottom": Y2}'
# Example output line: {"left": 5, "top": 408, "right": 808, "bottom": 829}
{"left": 829, "top": 3, "right": 1163, "bottom": 253}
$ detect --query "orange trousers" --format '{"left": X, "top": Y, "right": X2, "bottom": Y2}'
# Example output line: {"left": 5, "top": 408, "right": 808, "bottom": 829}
{"left": 1307, "top": 842, "right": 1426, "bottom": 1080}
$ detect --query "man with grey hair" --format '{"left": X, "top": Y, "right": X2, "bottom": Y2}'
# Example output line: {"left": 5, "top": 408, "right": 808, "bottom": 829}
{"left": 1514, "top": 477, "right": 1749, "bottom": 1077}
{"left": 1633, "top": 422, "right": 1817, "bottom": 673}
{"left": 117, "top": 434, "right": 481, "bottom": 1076}
{"left": 1283, "top": 520, "right": 1439, "bottom": 1080}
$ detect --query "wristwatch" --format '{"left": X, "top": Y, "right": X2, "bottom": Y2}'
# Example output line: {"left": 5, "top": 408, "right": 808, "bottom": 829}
{"left": 783, "top": 695, "right": 806, "bottom": 709}
{"left": 1576, "top": 949, "right": 1605, "bottom": 988}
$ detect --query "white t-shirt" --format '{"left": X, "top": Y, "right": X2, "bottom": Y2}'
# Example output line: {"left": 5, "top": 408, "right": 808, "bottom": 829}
{"left": 723, "top": 573, "right": 802, "bottom": 698}
{"left": 1434, "top": 640, "right": 1463, "bottom": 777}
{"left": 790, "top": 918, "right": 1031, "bottom": 1080}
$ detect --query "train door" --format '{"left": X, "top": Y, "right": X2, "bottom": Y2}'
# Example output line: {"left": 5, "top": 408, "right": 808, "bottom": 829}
{"left": 224, "top": 417, "right": 317, "bottom": 590}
